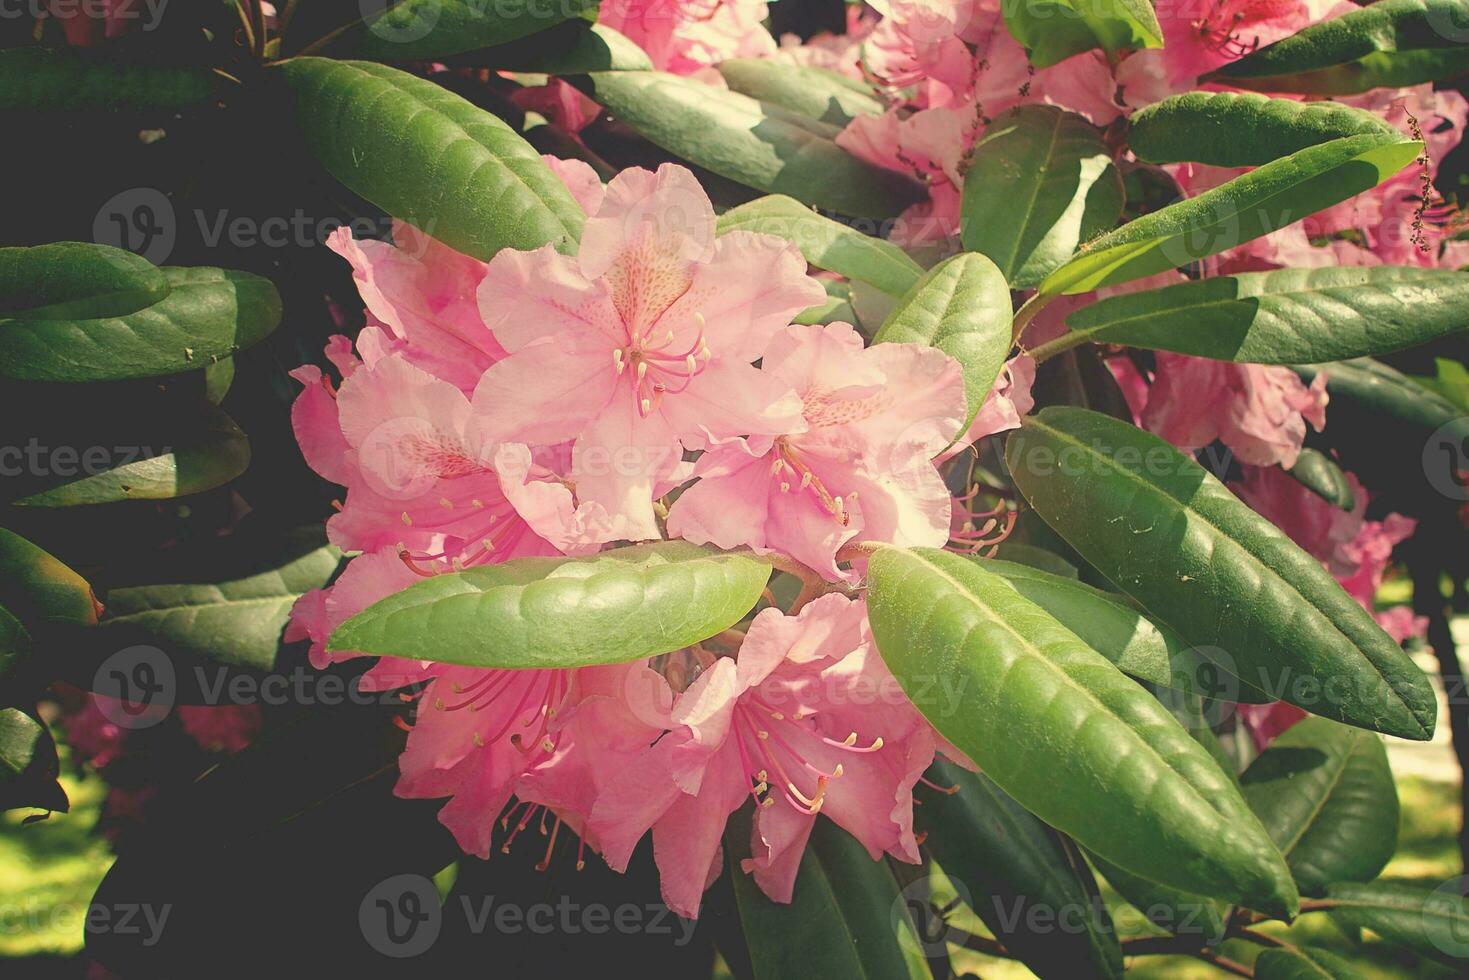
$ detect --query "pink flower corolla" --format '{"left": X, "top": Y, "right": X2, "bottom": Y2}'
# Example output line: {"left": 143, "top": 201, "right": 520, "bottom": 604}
{"left": 471, "top": 163, "right": 823, "bottom": 539}
{"left": 176, "top": 705, "right": 262, "bottom": 755}
{"left": 589, "top": 594, "right": 942, "bottom": 917}
{"left": 863, "top": 0, "right": 986, "bottom": 107}
{"left": 1141, "top": 352, "right": 1328, "bottom": 468}
{"left": 599, "top": 0, "right": 776, "bottom": 77}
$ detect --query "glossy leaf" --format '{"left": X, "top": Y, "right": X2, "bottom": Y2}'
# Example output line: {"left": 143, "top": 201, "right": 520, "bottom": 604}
{"left": 1241, "top": 717, "right": 1398, "bottom": 895}
{"left": 0, "top": 529, "right": 97, "bottom": 626}
{"left": 0, "top": 242, "right": 169, "bottom": 320}
{"left": 727, "top": 809, "right": 931, "bottom": 980}
{"left": 1255, "top": 946, "right": 1367, "bottom": 979}
{"left": 344, "top": 0, "right": 599, "bottom": 61}
{"left": 873, "top": 254, "right": 1013, "bottom": 427}
{"left": 1129, "top": 92, "right": 1401, "bottom": 167}
{"left": 0, "top": 267, "right": 281, "bottom": 383}
{"left": 96, "top": 528, "right": 342, "bottom": 673}
{"left": 0, "top": 605, "right": 30, "bottom": 696}
{"left": 1295, "top": 356, "right": 1465, "bottom": 432}
{"left": 1051, "top": 266, "right": 1469, "bottom": 363}
{"left": 1325, "top": 881, "right": 1469, "bottom": 966}
{"left": 1004, "top": 407, "right": 1437, "bottom": 740}
{"left": 1207, "top": 0, "right": 1469, "bottom": 95}
{"left": 921, "top": 760, "right": 1124, "bottom": 979}
{"left": 984, "top": 558, "right": 1267, "bottom": 702}
{"left": 589, "top": 70, "right": 923, "bottom": 219}
{"left": 15, "top": 407, "right": 250, "bottom": 507}
{"left": 277, "top": 58, "right": 584, "bottom": 260}
{"left": 1039, "top": 134, "right": 1422, "bottom": 295}
{"left": 718, "top": 58, "right": 883, "bottom": 126}
{"left": 866, "top": 546, "right": 1298, "bottom": 916}
{"left": 717, "top": 195, "right": 924, "bottom": 297}
{"left": 1089, "top": 851, "right": 1227, "bottom": 945}
{"left": 331, "top": 542, "right": 771, "bottom": 669}
{"left": 1288, "top": 449, "right": 1356, "bottom": 511}
{"left": 1003, "top": 0, "right": 1163, "bottom": 69}
{"left": 0, "top": 708, "right": 67, "bottom": 813}
{"left": 960, "top": 106, "right": 1125, "bottom": 288}
{"left": 0, "top": 46, "right": 215, "bottom": 110}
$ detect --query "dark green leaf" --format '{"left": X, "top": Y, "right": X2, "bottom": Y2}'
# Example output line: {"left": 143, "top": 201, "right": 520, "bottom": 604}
{"left": 1207, "top": 0, "right": 1469, "bottom": 95}
{"left": 0, "top": 46, "right": 215, "bottom": 111}
{"left": 1129, "top": 92, "right": 1402, "bottom": 167}
{"left": 866, "top": 546, "right": 1298, "bottom": 916}
{"left": 1050, "top": 266, "right": 1469, "bottom": 363}
{"left": 727, "top": 810, "right": 931, "bottom": 980}
{"left": 1004, "top": 407, "right": 1436, "bottom": 740}
{"left": 921, "top": 760, "right": 1125, "bottom": 979}
{"left": 0, "top": 605, "right": 30, "bottom": 692}
{"left": 717, "top": 195, "right": 924, "bottom": 297}
{"left": 0, "top": 708, "right": 66, "bottom": 813}
{"left": 718, "top": 58, "right": 883, "bottom": 126}
{"left": 277, "top": 58, "right": 584, "bottom": 260}
{"left": 873, "top": 253, "right": 1013, "bottom": 427}
{"left": 15, "top": 406, "right": 249, "bottom": 507}
{"left": 0, "top": 242, "right": 169, "bottom": 320}
{"left": 0, "top": 529, "right": 97, "bottom": 626}
{"left": 984, "top": 558, "right": 1267, "bottom": 702}
{"left": 344, "top": 0, "right": 599, "bottom": 61}
{"left": 589, "top": 70, "right": 923, "bottom": 219}
{"left": 1089, "top": 851, "right": 1227, "bottom": 944}
{"left": 1255, "top": 945, "right": 1367, "bottom": 979}
{"left": 1288, "top": 449, "right": 1356, "bottom": 511}
{"left": 330, "top": 542, "right": 770, "bottom": 668}
{"left": 0, "top": 267, "right": 281, "bottom": 383}
{"left": 1039, "top": 134, "right": 1423, "bottom": 295}
{"left": 960, "top": 106, "right": 1124, "bottom": 288}
{"left": 1325, "top": 881, "right": 1469, "bottom": 966}
{"left": 1294, "top": 356, "right": 1464, "bottom": 432}
{"left": 1241, "top": 717, "right": 1398, "bottom": 895}
{"left": 97, "top": 528, "right": 342, "bottom": 672}
{"left": 1003, "top": 0, "right": 1163, "bottom": 68}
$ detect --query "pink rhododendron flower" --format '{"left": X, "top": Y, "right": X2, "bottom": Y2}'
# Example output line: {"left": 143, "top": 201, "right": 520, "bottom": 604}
{"left": 472, "top": 163, "right": 822, "bottom": 538}
{"left": 599, "top": 0, "right": 776, "bottom": 76}
{"left": 667, "top": 322, "right": 967, "bottom": 580}
{"left": 838, "top": 103, "right": 979, "bottom": 244}
{"left": 589, "top": 594, "right": 940, "bottom": 917}
{"left": 176, "top": 705, "right": 262, "bottom": 755}
{"left": 1237, "top": 701, "right": 1308, "bottom": 752}
{"left": 1141, "top": 353, "right": 1328, "bottom": 468}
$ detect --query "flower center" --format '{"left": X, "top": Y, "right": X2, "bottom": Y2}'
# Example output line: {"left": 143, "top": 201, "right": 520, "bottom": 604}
{"left": 431, "top": 668, "right": 576, "bottom": 757}
{"left": 613, "top": 312, "right": 713, "bottom": 417}
{"left": 770, "top": 438, "right": 855, "bottom": 526}
{"left": 731, "top": 698, "right": 884, "bottom": 816}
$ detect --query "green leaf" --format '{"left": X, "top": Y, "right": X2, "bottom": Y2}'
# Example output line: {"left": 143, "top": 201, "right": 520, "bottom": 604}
{"left": 1004, "top": 408, "right": 1437, "bottom": 740}
{"left": 718, "top": 58, "right": 883, "bottom": 126}
{"left": 1294, "top": 357, "right": 1464, "bottom": 432}
{"left": 0, "top": 529, "right": 97, "bottom": 627}
{"left": 0, "top": 242, "right": 169, "bottom": 320}
{"left": 1089, "top": 851, "right": 1227, "bottom": 945}
{"left": 873, "top": 254, "right": 1013, "bottom": 427}
{"left": 717, "top": 195, "right": 924, "bottom": 298}
{"left": 984, "top": 558, "right": 1267, "bottom": 703}
{"left": 344, "top": 0, "right": 599, "bottom": 61}
{"left": 991, "top": 542, "right": 1080, "bottom": 578}
{"left": 1325, "top": 881, "right": 1469, "bottom": 966}
{"left": 1287, "top": 449, "right": 1356, "bottom": 512}
{"left": 1241, "top": 717, "right": 1398, "bottom": 895}
{"left": 15, "top": 406, "right": 250, "bottom": 507}
{"left": 866, "top": 546, "right": 1298, "bottom": 916}
{"left": 0, "top": 267, "right": 281, "bottom": 383}
{"left": 0, "top": 605, "right": 30, "bottom": 692}
{"left": 1128, "top": 92, "right": 1402, "bottom": 167}
{"left": 1255, "top": 946, "right": 1367, "bottom": 979}
{"left": 276, "top": 58, "right": 584, "bottom": 260}
{"left": 1206, "top": 0, "right": 1469, "bottom": 95}
{"left": 960, "top": 106, "right": 1124, "bottom": 288}
{"left": 330, "top": 542, "right": 770, "bottom": 668}
{"left": 0, "top": 708, "right": 66, "bottom": 813}
{"left": 1051, "top": 267, "right": 1469, "bottom": 363}
{"left": 1039, "top": 134, "right": 1423, "bottom": 295}
{"left": 727, "top": 810, "right": 931, "bottom": 980}
{"left": 97, "top": 528, "right": 342, "bottom": 672}
{"left": 589, "top": 70, "right": 923, "bottom": 219}
{"left": 0, "top": 46, "right": 215, "bottom": 111}
{"left": 1003, "top": 0, "right": 1163, "bottom": 68}
{"left": 921, "top": 760, "right": 1124, "bottom": 978}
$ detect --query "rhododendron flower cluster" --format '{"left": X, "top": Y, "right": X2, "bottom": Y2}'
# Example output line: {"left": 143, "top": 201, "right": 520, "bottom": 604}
{"left": 289, "top": 160, "right": 1026, "bottom": 914}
